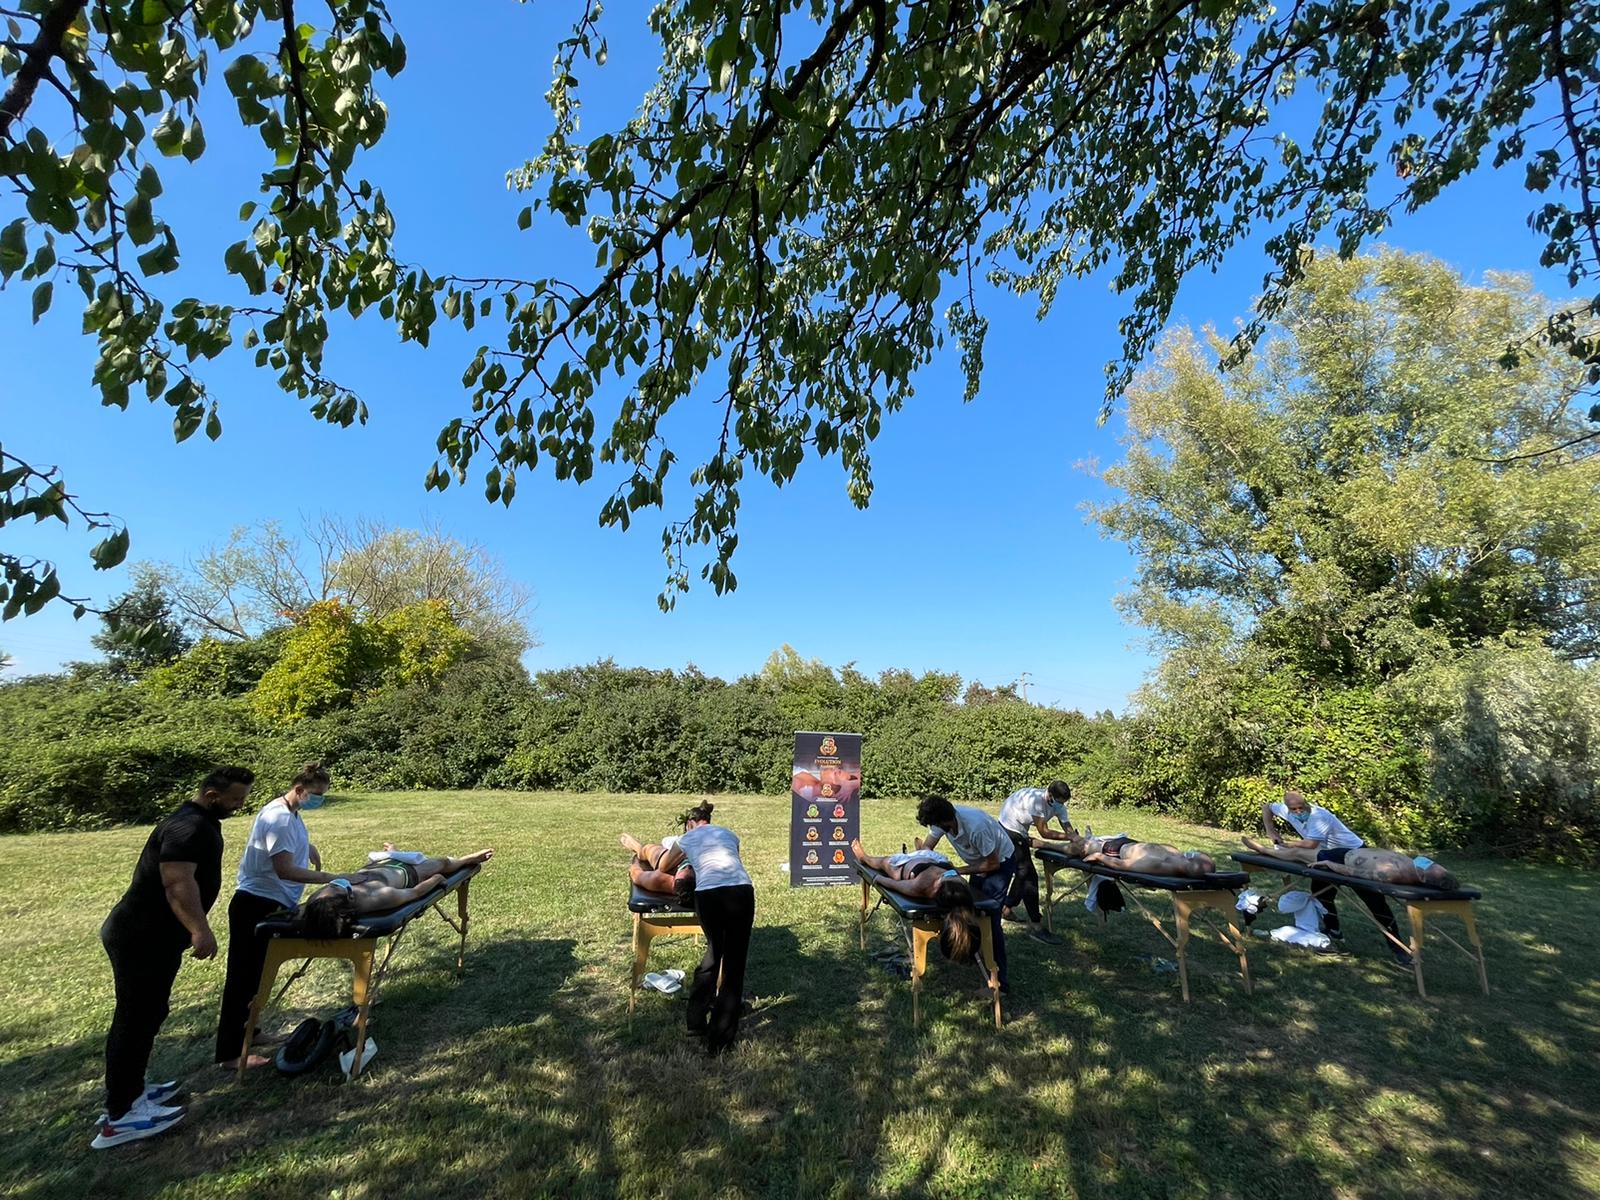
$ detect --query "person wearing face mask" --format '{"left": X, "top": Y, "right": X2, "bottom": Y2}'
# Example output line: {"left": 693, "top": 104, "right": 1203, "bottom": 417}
{"left": 214, "top": 762, "right": 345, "bottom": 1069}
{"left": 1256, "top": 789, "right": 1414, "bottom": 968}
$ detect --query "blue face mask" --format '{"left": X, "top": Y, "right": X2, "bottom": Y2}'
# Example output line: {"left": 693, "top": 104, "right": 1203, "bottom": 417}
{"left": 300, "top": 792, "right": 327, "bottom": 810}
{"left": 1412, "top": 855, "right": 1434, "bottom": 871}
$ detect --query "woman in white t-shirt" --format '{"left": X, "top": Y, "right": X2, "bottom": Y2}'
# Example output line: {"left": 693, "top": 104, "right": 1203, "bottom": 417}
{"left": 657, "top": 802, "right": 754, "bottom": 1055}
{"left": 214, "top": 762, "right": 342, "bottom": 1069}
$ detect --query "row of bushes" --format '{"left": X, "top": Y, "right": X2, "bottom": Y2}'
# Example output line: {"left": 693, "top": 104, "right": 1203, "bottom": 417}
{"left": 4, "top": 645, "right": 1593, "bottom": 859}
{"left": 0, "top": 656, "right": 1111, "bottom": 832}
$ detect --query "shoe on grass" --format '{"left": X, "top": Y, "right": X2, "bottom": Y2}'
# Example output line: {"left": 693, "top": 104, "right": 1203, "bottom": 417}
{"left": 1026, "top": 926, "right": 1063, "bottom": 946}
{"left": 1000, "top": 908, "right": 1026, "bottom": 925}
{"left": 144, "top": 1078, "right": 182, "bottom": 1106}
{"left": 90, "top": 1097, "right": 184, "bottom": 1150}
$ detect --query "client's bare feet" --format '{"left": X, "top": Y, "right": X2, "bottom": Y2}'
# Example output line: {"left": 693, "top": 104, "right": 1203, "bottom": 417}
{"left": 465, "top": 848, "right": 494, "bottom": 865}
{"left": 848, "top": 836, "right": 865, "bottom": 860}
{"left": 620, "top": 834, "right": 645, "bottom": 856}
{"left": 218, "top": 1054, "right": 272, "bottom": 1071}
{"left": 382, "top": 841, "right": 398, "bottom": 852}
{"left": 1241, "top": 836, "right": 1274, "bottom": 853}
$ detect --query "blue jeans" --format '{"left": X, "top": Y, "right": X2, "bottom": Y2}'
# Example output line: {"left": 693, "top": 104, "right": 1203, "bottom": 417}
{"left": 969, "top": 854, "right": 1020, "bottom": 991}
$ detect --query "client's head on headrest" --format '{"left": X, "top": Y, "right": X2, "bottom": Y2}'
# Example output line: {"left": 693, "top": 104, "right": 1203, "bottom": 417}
{"left": 299, "top": 887, "right": 357, "bottom": 939}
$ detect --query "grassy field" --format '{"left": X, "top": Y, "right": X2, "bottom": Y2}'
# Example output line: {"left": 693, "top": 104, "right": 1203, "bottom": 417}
{"left": 0, "top": 791, "right": 1597, "bottom": 1200}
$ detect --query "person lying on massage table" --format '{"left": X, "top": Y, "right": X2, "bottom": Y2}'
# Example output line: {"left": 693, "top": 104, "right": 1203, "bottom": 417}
{"left": 1239, "top": 839, "right": 1460, "bottom": 890}
{"left": 295, "top": 847, "right": 494, "bottom": 938}
{"left": 624, "top": 834, "right": 696, "bottom": 900}
{"left": 848, "top": 838, "right": 984, "bottom": 966}
{"left": 1065, "top": 830, "right": 1218, "bottom": 877}
{"left": 916, "top": 795, "right": 1019, "bottom": 993}
{"left": 1257, "top": 789, "right": 1414, "bottom": 968}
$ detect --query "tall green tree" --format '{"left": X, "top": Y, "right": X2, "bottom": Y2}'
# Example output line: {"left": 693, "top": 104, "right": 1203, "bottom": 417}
{"left": 90, "top": 572, "right": 190, "bottom": 676}
{"left": 4, "top": 1, "right": 1598, "bottom": 613}
{"left": 1094, "top": 250, "right": 1600, "bottom": 680}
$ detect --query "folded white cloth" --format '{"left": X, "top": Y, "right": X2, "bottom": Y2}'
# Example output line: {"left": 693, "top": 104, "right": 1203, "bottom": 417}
{"left": 1236, "top": 889, "right": 1263, "bottom": 916}
{"left": 643, "top": 971, "right": 683, "bottom": 995}
{"left": 1269, "top": 925, "right": 1331, "bottom": 949}
{"left": 1277, "top": 889, "right": 1327, "bottom": 932}
{"left": 369, "top": 850, "right": 426, "bottom": 864}
{"left": 340, "top": 1037, "right": 377, "bottom": 1077}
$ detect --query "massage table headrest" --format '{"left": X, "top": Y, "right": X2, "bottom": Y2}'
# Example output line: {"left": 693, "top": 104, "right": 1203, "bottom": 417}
{"left": 256, "top": 863, "right": 482, "bottom": 939}
{"left": 857, "top": 862, "right": 1004, "bottom": 917}
{"left": 1231, "top": 853, "right": 1481, "bottom": 901}
{"left": 1035, "top": 848, "right": 1249, "bottom": 891}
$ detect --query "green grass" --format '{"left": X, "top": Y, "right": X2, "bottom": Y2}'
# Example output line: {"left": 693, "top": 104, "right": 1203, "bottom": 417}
{"left": 1, "top": 792, "right": 1597, "bottom": 1199}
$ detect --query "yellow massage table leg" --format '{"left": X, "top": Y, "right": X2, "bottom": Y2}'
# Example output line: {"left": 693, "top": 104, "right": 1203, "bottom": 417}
{"left": 630, "top": 913, "right": 651, "bottom": 1015}
{"left": 238, "top": 938, "right": 377, "bottom": 1081}
{"left": 978, "top": 919, "right": 1002, "bottom": 1029}
{"left": 909, "top": 924, "right": 936, "bottom": 1029}
{"left": 347, "top": 949, "right": 375, "bottom": 1078}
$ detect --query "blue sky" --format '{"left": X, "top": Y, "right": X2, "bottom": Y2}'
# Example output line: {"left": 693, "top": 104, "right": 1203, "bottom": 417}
{"left": 0, "top": 6, "right": 1581, "bottom": 712}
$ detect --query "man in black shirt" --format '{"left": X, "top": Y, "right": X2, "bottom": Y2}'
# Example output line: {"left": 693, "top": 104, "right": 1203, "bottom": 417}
{"left": 92, "top": 766, "right": 254, "bottom": 1150}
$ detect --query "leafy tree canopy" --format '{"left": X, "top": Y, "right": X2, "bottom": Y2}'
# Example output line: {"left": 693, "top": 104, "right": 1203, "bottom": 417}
{"left": 3, "top": 0, "right": 1598, "bottom": 613}
{"left": 1094, "top": 250, "right": 1600, "bottom": 680}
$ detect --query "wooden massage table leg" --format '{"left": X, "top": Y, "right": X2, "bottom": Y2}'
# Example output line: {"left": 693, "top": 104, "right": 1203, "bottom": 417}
{"left": 977, "top": 918, "right": 1002, "bottom": 1029}
{"left": 860, "top": 878, "right": 870, "bottom": 950}
{"left": 347, "top": 945, "right": 376, "bottom": 1077}
{"left": 1462, "top": 904, "right": 1490, "bottom": 995}
{"left": 909, "top": 923, "right": 936, "bottom": 1029}
{"left": 238, "top": 937, "right": 297, "bottom": 1081}
{"left": 1403, "top": 899, "right": 1489, "bottom": 999}
{"left": 1173, "top": 898, "right": 1194, "bottom": 1003}
{"left": 630, "top": 913, "right": 651, "bottom": 1015}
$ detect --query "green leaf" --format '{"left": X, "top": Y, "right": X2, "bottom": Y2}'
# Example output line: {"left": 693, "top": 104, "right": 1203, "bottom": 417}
{"left": 151, "top": 111, "right": 183, "bottom": 156}
{"left": 90, "top": 528, "right": 130, "bottom": 569}
{"left": 181, "top": 119, "right": 206, "bottom": 162}
{"left": 0, "top": 219, "right": 25, "bottom": 280}
{"left": 30, "top": 281, "right": 52, "bottom": 324}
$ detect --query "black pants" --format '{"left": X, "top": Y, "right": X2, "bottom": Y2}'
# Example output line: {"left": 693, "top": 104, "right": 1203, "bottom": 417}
{"left": 214, "top": 889, "right": 286, "bottom": 1063}
{"left": 688, "top": 884, "right": 755, "bottom": 1052}
{"left": 101, "top": 914, "right": 185, "bottom": 1120}
{"left": 1313, "top": 850, "right": 1404, "bottom": 956}
{"left": 1003, "top": 828, "right": 1041, "bottom": 923}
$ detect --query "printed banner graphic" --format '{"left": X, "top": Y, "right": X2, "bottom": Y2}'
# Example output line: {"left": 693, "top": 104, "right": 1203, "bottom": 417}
{"left": 790, "top": 731, "right": 862, "bottom": 887}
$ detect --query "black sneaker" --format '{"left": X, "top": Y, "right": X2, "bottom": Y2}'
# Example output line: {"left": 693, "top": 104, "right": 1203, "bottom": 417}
{"left": 1391, "top": 951, "right": 1415, "bottom": 970}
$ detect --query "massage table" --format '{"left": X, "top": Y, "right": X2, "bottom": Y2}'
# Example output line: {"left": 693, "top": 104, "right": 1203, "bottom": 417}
{"left": 238, "top": 863, "right": 480, "bottom": 1080}
{"left": 627, "top": 883, "right": 705, "bottom": 1015}
{"left": 1035, "top": 848, "right": 1253, "bottom": 1002}
{"left": 857, "top": 863, "right": 1004, "bottom": 1029}
{"left": 1232, "top": 852, "right": 1487, "bottom": 998}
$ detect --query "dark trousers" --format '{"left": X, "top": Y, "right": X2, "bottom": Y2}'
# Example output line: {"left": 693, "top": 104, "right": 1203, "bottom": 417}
{"left": 1314, "top": 850, "right": 1404, "bottom": 956}
{"left": 688, "top": 884, "right": 755, "bottom": 1052}
{"left": 101, "top": 914, "right": 185, "bottom": 1119}
{"left": 214, "top": 889, "right": 286, "bottom": 1062}
{"left": 1003, "top": 828, "right": 1042, "bottom": 923}
{"left": 970, "top": 854, "right": 1020, "bottom": 991}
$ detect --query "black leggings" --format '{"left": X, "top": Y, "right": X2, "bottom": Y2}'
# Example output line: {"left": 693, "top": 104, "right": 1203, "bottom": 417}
{"left": 214, "top": 889, "right": 288, "bottom": 1062}
{"left": 688, "top": 884, "right": 755, "bottom": 1052}
{"left": 1313, "top": 849, "right": 1404, "bottom": 953}
{"left": 101, "top": 914, "right": 185, "bottom": 1119}
{"left": 1004, "top": 828, "right": 1041, "bottom": 923}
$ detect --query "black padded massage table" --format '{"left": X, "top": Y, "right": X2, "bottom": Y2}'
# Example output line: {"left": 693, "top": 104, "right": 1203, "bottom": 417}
{"left": 856, "top": 862, "right": 1005, "bottom": 1029}
{"left": 627, "top": 882, "right": 706, "bottom": 1015}
{"left": 238, "top": 863, "right": 481, "bottom": 1080}
{"left": 1232, "top": 852, "right": 1487, "bottom": 997}
{"left": 1035, "top": 848, "right": 1253, "bottom": 1002}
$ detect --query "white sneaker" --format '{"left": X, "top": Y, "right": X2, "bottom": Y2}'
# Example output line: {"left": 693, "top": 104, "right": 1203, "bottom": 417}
{"left": 90, "top": 1097, "right": 184, "bottom": 1149}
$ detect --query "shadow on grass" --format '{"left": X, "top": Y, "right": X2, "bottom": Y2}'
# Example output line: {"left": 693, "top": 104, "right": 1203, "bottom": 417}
{"left": 5, "top": 869, "right": 1598, "bottom": 1200}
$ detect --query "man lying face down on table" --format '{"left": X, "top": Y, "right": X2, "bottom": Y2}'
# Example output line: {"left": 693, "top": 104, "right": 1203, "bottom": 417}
{"left": 915, "top": 795, "right": 1018, "bottom": 996}
{"left": 1065, "top": 830, "right": 1219, "bottom": 877}
{"left": 849, "top": 837, "right": 983, "bottom": 966}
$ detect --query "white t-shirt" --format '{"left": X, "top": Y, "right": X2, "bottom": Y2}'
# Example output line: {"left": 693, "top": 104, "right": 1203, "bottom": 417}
{"left": 1269, "top": 802, "right": 1363, "bottom": 851}
{"left": 926, "top": 805, "right": 1014, "bottom": 866}
{"left": 236, "top": 798, "right": 313, "bottom": 908}
{"left": 998, "top": 787, "right": 1070, "bottom": 835}
{"left": 677, "top": 824, "right": 752, "bottom": 891}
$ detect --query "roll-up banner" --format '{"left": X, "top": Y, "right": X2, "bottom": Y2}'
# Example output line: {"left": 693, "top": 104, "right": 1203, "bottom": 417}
{"left": 789, "top": 731, "right": 862, "bottom": 887}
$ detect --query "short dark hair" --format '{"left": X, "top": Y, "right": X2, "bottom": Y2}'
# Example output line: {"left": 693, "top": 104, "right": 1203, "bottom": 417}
{"left": 916, "top": 795, "right": 956, "bottom": 827}
{"left": 1047, "top": 780, "right": 1072, "bottom": 803}
{"left": 199, "top": 766, "right": 254, "bottom": 795}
